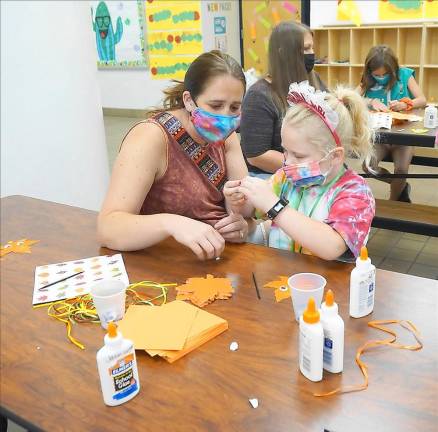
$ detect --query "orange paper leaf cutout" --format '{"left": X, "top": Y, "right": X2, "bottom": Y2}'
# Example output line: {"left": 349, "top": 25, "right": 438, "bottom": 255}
{"left": 264, "top": 276, "right": 291, "bottom": 302}
{"left": 1, "top": 239, "right": 39, "bottom": 257}
{"left": 175, "top": 274, "right": 234, "bottom": 308}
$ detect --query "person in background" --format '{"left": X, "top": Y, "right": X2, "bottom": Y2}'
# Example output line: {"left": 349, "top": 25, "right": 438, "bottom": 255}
{"left": 98, "top": 51, "right": 253, "bottom": 260}
{"left": 358, "top": 45, "right": 426, "bottom": 202}
{"left": 225, "top": 82, "right": 375, "bottom": 261}
{"left": 240, "top": 21, "right": 327, "bottom": 179}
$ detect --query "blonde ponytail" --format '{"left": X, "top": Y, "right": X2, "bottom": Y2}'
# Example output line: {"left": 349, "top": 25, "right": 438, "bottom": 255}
{"left": 331, "top": 86, "right": 374, "bottom": 160}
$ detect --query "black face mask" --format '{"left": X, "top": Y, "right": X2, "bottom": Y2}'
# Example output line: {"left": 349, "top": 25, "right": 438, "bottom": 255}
{"left": 304, "top": 53, "right": 315, "bottom": 73}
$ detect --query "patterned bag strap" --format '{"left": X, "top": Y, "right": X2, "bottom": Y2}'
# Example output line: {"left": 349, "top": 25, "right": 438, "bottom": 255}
{"left": 154, "top": 112, "right": 227, "bottom": 191}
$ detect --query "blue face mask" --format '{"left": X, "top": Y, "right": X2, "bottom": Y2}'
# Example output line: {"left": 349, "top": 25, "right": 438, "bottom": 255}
{"left": 372, "top": 74, "right": 390, "bottom": 86}
{"left": 190, "top": 107, "right": 240, "bottom": 146}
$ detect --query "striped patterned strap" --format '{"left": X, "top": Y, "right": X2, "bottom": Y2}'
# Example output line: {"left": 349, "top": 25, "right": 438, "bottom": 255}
{"left": 155, "top": 112, "right": 227, "bottom": 191}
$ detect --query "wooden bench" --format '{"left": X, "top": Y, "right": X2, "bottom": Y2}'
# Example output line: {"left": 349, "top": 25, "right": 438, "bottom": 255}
{"left": 373, "top": 199, "right": 438, "bottom": 237}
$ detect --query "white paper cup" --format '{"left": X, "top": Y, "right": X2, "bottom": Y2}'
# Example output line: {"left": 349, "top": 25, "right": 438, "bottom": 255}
{"left": 288, "top": 273, "right": 326, "bottom": 322}
{"left": 90, "top": 279, "right": 127, "bottom": 329}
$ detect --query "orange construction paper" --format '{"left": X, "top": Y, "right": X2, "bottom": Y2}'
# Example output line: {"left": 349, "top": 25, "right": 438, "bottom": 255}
{"left": 1, "top": 239, "right": 39, "bottom": 257}
{"left": 117, "top": 301, "right": 198, "bottom": 350}
{"left": 146, "top": 305, "right": 228, "bottom": 363}
{"left": 176, "top": 274, "right": 233, "bottom": 307}
{"left": 264, "top": 276, "right": 291, "bottom": 302}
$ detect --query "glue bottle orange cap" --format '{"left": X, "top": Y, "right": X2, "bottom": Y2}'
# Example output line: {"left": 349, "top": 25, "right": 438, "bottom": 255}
{"left": 360, "top": 246, "right": 368, "bottom": 261}
{"left": 107, "top": 322, "right": 118, "bottom": 338}
{"left": 325, "top": 289, "right": 334, "bottom": 307}
{"left": 303, "top": 297, "right": 320, "bottom": 324}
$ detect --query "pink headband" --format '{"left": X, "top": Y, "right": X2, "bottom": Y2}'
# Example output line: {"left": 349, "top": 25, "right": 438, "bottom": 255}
{"left": 287, "top": 84, "right": 342, "bottom": 147}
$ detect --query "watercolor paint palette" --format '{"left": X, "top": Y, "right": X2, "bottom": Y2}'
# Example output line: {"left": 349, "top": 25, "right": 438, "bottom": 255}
{"left": 33, "top": 254, "right": 129, "bottom": 305}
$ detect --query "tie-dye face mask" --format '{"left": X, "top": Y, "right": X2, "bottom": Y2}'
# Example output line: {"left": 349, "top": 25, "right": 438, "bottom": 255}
{"left": 283, "top": 152, "right": 332, "bottom": 187}
{"left": 190, "top": 107, "right": 240, "bottom": 146}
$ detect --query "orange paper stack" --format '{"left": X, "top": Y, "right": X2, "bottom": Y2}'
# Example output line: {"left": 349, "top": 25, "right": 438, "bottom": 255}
{"left": 176, "top": 274, "right": 234, "bottom": 307}
{"left": 117, "top": 301, "right": 228, "bottom": 363}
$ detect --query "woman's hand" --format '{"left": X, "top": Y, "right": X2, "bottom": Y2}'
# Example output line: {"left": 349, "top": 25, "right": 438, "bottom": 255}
{"left": 389, "top": 100, "right": 407, "bottom": 112}
{"left": 238, "top": 176, "right": 278, "bottom": 214}
{"left": 214, "top": 213, "right": 248, "bottom": 243}
{"left": 370, "top": 99, "right": 389, "bottom": 112}
{"left": 168, "top": 217, "right": 225, "bottom": 260}
{"left": 224, "top": 179, "right": 246, "bottom": 207}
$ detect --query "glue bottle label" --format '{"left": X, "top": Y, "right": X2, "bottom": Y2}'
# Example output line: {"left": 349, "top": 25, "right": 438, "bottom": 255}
{"left": 358, "top": 269, "right": 375, "bottom": 313}
{"left": 109, "top": 354, "right": 138, "bottom": 401}
{"left": 323, "top": 335, "right": 333, "bottom": 366}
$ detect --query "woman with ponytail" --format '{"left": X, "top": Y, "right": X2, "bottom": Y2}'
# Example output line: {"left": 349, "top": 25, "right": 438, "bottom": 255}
{"left": 225, "top": 81, "right": 375, "bottom": 261}
{"left": 98, "top": 51, "right": 252, "bottom": 260}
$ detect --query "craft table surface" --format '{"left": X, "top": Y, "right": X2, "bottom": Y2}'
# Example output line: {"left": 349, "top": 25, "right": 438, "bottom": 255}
{"left": 376, "top": 108, "right": 437, "bottom": 147}
{"left": 1, "top": 196, "right": 437, "bottom": 432}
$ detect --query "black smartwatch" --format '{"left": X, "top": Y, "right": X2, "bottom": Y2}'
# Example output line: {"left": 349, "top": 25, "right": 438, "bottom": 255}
{"left": 266, "top": 197, "right": 289, "bottom": 220}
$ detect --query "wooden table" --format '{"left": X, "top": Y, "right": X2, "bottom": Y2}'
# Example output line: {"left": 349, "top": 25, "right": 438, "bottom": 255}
{"left": 1, "top": 196, "right": 437, "bottom": 432}
{"left": 376, "top": 108, "right": 437, "bottom": 148}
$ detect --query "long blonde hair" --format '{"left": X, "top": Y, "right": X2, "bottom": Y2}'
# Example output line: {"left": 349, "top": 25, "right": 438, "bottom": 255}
{"left": 283, "top": 85, "right": 374, "bottom": 160}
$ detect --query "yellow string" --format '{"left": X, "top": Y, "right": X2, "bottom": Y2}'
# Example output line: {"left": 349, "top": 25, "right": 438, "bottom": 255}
{"left": 314, "top": 319, "right": 423, "bottom": 397}
{"left": 43, "top": 281, "right": 174, "bottom": 350}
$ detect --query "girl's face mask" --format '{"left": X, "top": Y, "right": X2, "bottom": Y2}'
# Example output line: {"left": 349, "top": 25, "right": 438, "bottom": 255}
{"left": 190, "top": 106, "right": 240, "bottom": 146}
{"left": 283, "top": 152, "right": 332, "bottom": 187}
{"left": 372, "top": 73, "right": 390, "bottom": 86}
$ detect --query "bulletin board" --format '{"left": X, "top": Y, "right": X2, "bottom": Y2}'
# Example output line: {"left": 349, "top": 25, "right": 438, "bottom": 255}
{"left": 241, "top": 0, "right": 301, "bottom": 75}
{"left": 145, "top": 0, "right": 203, "bottom": 80}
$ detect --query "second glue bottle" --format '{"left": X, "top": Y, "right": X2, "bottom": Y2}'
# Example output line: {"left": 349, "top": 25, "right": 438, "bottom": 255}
{"left": 350, "top": 246, "right": 376, "bottom": 318}
{"left": 320, "top": 289, "right": 344, "bottom": 374}
{"left": 299, "top": 297, "right": 324, "bottom": 382}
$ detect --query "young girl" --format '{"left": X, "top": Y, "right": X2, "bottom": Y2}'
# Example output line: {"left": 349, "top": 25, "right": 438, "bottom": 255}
{"left": 225, "top": 81, "right": 375, "bottom": 261}
{"left": 359, "top": 45, "right": 426, "bottom": 202}
{"left": 98, "top": 51, "right": 252, "bottom": 261}
{"left": 240, "top": 21, "right": 327, "bottom": 178}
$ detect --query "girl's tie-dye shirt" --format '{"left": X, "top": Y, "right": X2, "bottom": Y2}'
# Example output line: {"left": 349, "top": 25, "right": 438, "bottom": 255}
{"left": 266, "top": 167, "right": 375, "bottom": 259}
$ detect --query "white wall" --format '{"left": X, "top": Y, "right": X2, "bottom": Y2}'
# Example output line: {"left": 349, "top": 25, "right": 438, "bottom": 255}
{"left": 98, "top": 0, "right": 242, "bottom": 110}
{"left": 1, "top": 1, "right": 109, "bottom": 211}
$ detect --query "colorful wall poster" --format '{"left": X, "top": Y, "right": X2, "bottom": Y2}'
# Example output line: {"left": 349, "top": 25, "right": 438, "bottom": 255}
{"left": 337, "top": 0, "right": 362, "bottom": 26}
{"left": 146, "top": 0, "right": 203, "bottom": 80}
{"left": 378, "top": 0, "right": 423, "bottom": 20}
{"left": 241, "top": 0, "right": 301, "bottom": 74}
{"left": 424, "top": 0, "right": 438, "bottom": 18}
{"left": 90, "top": 0, "right": 147, "bottom": 68}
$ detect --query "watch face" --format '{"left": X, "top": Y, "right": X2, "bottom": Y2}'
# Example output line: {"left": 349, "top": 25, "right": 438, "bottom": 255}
{"left": 273, "top": 203, "right": 283, "bottom": 212}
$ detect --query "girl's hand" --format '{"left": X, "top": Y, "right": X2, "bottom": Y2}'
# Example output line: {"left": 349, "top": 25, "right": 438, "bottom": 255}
{"left": 389, "top": 100, "right": 408, "bottom": 112}
{"left": 370, "top": 99, "right": 389, "bottom": 112}
{"left": 238, "top": 176, "right": 278, "bottom": 214}
{"left": 224, "top": 179, "right": 246, "bottom": 207}
{"left": 169, "top": 218, "right": 225, "bottom": 260}
{"left": 214, "top": 213, "right": 248, "bottom": 243}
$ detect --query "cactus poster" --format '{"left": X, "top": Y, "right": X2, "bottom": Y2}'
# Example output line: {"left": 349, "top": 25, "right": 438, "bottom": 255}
{"left": 145, "top": 0, "right": 203, "bottom": 79}
{"left": 90, "top": 1, "right": 147, "bottom": 68}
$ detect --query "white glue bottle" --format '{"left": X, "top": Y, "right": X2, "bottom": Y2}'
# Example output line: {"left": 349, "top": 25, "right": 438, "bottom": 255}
{"left": 424, "top": 104, "right": 437, "bottom": 128}
{"left": 299, "top": 297, "right": 324, "bottom": 382}
{"left": 320, "top": 289, "right": 344, "bottom": 373}
{"left": 97, "top": 321, "right": 140, "bottom": 406}
{"left": 349, "top": 246, "right": 376, "bottom": 318}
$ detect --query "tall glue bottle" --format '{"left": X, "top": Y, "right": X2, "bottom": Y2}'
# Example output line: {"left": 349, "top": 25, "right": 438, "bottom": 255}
{"left": 97, "top": 321, "right": 140, "bottom": 406}
{"left": 349, "top": 246, "right": 376, "bottom": 318}
{"left": 321, "top": 289, "right": 344, "bottom": 373}
{"left": 299, "top": 297, "right": 324, "bottom": 382}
